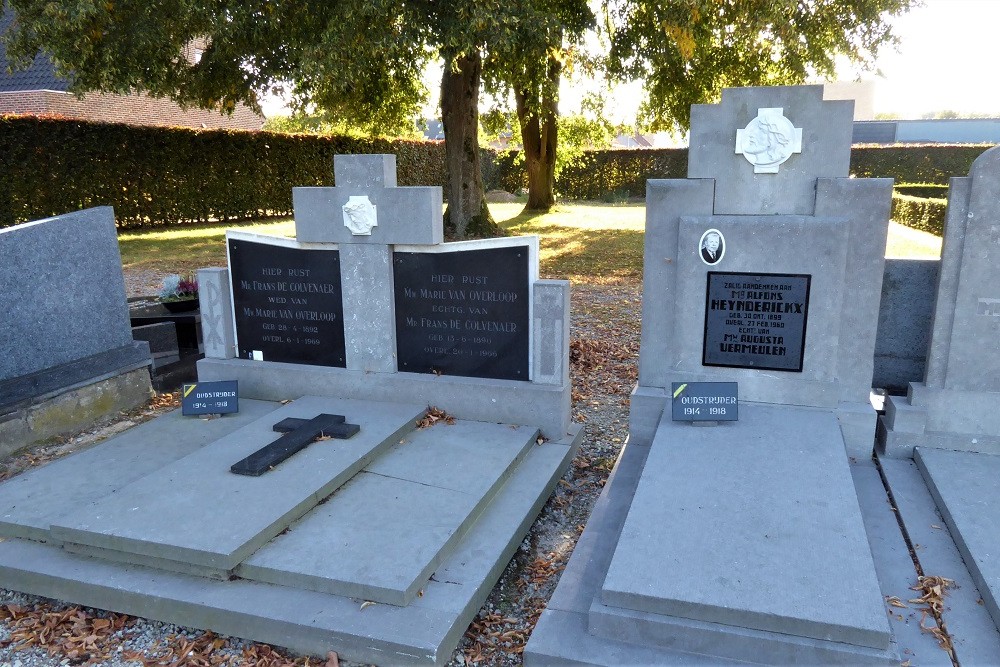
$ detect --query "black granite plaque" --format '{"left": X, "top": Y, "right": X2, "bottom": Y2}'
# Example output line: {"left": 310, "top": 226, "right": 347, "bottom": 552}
{"left": 229, "top": 238, "right": 346, "bottom": 367}
{"left": 703, "top": 272, "right": 810, "bottom": 372}
{"left": 393, "top": 245, "right": 530, "bottom": 380}
{"left": 671, "top": 382, "right": 739, "bottom": 421}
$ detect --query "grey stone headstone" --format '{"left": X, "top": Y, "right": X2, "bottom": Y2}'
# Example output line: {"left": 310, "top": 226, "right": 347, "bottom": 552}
{"left": 0, "top": 207, "right": 135, "bottom": 381}
{"left": 635, "top": 86, "right": 892, "bottom": 453}
{"left": 689, "top": 85, "right": 853, "bottom": 215}
{"left": 532, "top": 86, "right": 894, "bottom": 666}
{"left": 199, "top": 154, "right": 573, "bottom": 439}
{"left": 880, "top": 145, "right": 1000, "bottom": 457}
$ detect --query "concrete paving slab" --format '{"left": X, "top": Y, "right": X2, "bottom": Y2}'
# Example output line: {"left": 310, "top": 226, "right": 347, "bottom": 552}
{"left": 528, "top": 608, "right": 746, "bottom": 666}
{"left": 0, "top": 399, "right": 281, "bottom": 541}
{"left": 879, "top": 456, "right": 1000, "bottom": 665}
{"left": 916, "top": 447, "right": 1000, "bottom": 634}
{"left": 850, "top": 462, "right": 951, "bottom": 666}
{"left": 366, "top": 422, "right": 539, "bottom": 496}
{"left": 530, "top": 430, "right": 897, "bottom": 665}
{"left": 239, "top": 421, "right": 537, "bottom": 605}
{"left": 588, "top": 599, "right": 898, "bottom": 665}
{"left": 49, "top": 396, "right": 426, "bottom": 571}
{"left": 600, "top": 404, "right": 890, "bottom": 649}
{"left": 0, "top": 429, "right": 580, "bottom": 666}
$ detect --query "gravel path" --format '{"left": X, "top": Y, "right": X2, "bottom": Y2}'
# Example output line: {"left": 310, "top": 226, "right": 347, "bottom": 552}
{"left": 0, "top": 279, "right": 642, "bottom": 667}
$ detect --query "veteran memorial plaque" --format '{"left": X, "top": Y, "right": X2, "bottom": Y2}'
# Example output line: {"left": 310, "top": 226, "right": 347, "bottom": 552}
{"left": 393, "top": 245, "right": 530, "bottom": 380}
{"left": 229, "top": 238, "right": 346, "bottom": 367}
{"left": 703, "top": 272, "right": 810, "bottom": 372}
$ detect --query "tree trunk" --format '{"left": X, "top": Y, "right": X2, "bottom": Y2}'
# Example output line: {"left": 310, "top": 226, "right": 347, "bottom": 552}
{"left": 516, "top": 55, "right": 561, "bottom": 212}
{"left": 440, "top": 50, "right": 498, "bottom": 239}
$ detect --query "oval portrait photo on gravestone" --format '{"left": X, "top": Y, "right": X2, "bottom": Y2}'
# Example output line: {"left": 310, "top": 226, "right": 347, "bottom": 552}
{"left": 699, "top": 229, "right": 725, "bottom": 265}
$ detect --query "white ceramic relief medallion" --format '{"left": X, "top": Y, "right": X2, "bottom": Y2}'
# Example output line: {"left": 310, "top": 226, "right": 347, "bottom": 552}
{"left": 342, "top": 195, "right": 378, "bottom": 235}
{"left": 735, "top": 107, "right": 803, "bottom": 174}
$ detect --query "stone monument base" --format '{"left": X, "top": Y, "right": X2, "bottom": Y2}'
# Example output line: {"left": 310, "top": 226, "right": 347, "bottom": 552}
{"left": 878, "top": 382, "right": 1000, "bottom": 458}
{"left": 0, "top": 395, "right": 581, "bottom": 665}
{"left": 0, "top": 343, "right": 152, "bottom": 457}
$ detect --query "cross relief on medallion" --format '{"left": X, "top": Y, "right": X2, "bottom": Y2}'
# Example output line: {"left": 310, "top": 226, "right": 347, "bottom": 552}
{"left": 735, "top": 107, "right": 803, "bottom": 174}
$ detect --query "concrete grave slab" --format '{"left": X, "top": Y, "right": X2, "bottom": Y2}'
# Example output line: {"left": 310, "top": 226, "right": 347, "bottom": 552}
{"left": 238, "top": 422, "right": 538, "bottom": 605}
{"left": 0, "top": 409, "right": 582, "bottom": 666}
{"left": 915, "top": 447, "right": 1000, "bottom": 634}
{"left": 49, "top": 396, "right": 425, "bottom": 572}
{"left": 879, "top": 456, "right": 1000, "bottom": 663}
{"left": 0, "top": 399, "right": 281, "bottom": 541}
{"left": 527, "top": 426, "right": 898, "bottom": 666}
{"left": 599, "top": 404, "right": 890, "bottom": 649}
{"left": 850, "top": 462, "right": 952, "bottom": 666}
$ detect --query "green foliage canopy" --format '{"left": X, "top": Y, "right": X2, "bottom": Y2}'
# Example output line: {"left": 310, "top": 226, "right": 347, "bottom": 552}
{"left": 603, "top": 0, "right": 917, "bottom": 132}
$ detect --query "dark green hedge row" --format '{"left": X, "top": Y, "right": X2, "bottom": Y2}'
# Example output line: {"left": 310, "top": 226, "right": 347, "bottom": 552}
{"left": 0, "top": 116, "right": 448, "bottom": 229}
{"left": 894, "top": 183, "right": 950, "bottom": 199}
{"left": 850, "top": 144, "right": 991, "bottom": 185}
{"left": 891, "top": 193, "right": 947, "bottom": 236}
{"left": 555, "top": 148, "right": 689, "bottom": 199}
{"left": 486, "top": 143, "right": 991, "bottom": 200}
{"left": 0, "top": 115, "right": 992, "bottom": 230}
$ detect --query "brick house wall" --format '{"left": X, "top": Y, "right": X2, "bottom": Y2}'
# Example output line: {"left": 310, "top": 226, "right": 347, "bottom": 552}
{"left": 0, "top": 89, "right": 264, "bottom": 130}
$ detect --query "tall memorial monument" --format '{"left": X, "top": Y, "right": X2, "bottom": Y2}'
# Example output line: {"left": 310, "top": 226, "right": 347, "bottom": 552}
{"left": 527, "top": 86, "right": 902, "bottom": 664}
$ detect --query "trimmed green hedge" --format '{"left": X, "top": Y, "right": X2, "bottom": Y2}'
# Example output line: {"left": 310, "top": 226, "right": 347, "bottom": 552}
{"left": 894, "top": 183, "right": 949, "bottom": 199}
{"left": 0, "top": 115, "right": 993, "bottom": 231}
{"left": 555, "top": 148, "right": 688, "bottom": 199}
{"left": 539, "top": 143, "right": 990, "bottom": 200}
{"left": 851, "top": 144, "right": 991, "bottom": 185}
{"left": 0, "top": 116, "right": 448, "bottom": 229}
{"left": 891, "top": 193, "right": 947, "bottom": 236}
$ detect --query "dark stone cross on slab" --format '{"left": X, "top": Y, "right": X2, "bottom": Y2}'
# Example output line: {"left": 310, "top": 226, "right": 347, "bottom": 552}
{"left": 230, "top": 413, "right": 361, "bottom": 476}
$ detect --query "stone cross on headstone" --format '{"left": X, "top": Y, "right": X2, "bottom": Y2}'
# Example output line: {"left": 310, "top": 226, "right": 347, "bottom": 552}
{"left": 291, "top": 155, "right": 444, "bottom": 373}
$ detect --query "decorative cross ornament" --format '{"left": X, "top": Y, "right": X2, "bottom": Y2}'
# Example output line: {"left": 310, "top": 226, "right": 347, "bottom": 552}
{"left": 342, "top": 195, "right": 378, "bottom": 235}
{"left": 735, "top": 108, "right": 803, "bottom": 174}
{"left": 230, "top": 414, "right": 360, "bottom": 476}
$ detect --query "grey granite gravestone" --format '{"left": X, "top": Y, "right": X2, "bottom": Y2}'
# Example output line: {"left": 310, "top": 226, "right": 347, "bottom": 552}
{"left": 0, "top": 207, "right": 152, "bottom": 455}
{"left": 526, "top": 86, "right": 901, "bottom": 665}
{"left": 198, "top": 154, "right": 571, "bottom": 439}
{"left": 877, "top": 145, "right": 1000, "bottom": 639}
{"left": 0, "top": 155, "right": 581, "bottom": 666}
{"left": 879, "top": 145, "right": 1000, "bottom": 458}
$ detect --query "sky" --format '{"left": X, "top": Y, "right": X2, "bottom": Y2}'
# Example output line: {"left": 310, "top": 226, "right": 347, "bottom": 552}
{"left": 849, "top": 0, "right": 1000, "bottom": 117}
{"left": 263, "top": 0, "right": 1000, "bottom": 121}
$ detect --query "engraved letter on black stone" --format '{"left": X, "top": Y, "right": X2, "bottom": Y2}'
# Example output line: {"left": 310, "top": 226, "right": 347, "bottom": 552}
{"left": 230, "top": 413, "right": 360, "bottom": 476}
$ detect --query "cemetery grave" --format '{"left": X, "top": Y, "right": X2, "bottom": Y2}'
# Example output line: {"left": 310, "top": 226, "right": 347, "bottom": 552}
{"left": 0, "top": 154, "right": 581, "bottom": 665}
{"left": 525, "top": 85, "right": 1000, "bottom": 665}
{"left": 878, "top": 143, "right": 1000, "bottom": 656}
{"left": 0, "top": 207, "right": 153, "bottom": 458}
{"left": 3, "top": 88, "right": 1000, "bottom": 666}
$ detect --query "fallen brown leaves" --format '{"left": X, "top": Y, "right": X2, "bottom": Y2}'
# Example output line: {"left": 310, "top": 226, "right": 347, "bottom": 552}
{"left": 416, "top": 406, "right": 456, "bottom": 429}
{"left": 0, "top": 602, "right": 339, "bottom": 667}
{"left": 909, "top": 575, "right": 956, "bottom": 653}
{"left": 462, "top": 612, "right": 528, "bottom": 664}
{"left": 1, "top": 603, "right": 132, "bottom": 664}
{"left": 151, "top": 391, "right": 181, "bottom": 410}
{"left": 523, "top": 552, "right": 567, "bottom": 588}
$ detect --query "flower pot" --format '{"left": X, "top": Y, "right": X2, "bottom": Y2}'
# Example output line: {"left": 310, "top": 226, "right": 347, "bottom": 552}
{"left": 161, "top": 297, "right": 200, "bottom": 313}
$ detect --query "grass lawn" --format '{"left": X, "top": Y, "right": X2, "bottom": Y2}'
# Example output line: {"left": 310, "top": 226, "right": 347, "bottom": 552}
{"left": 118, "top": 201, "right": 941, "bottom": 281}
